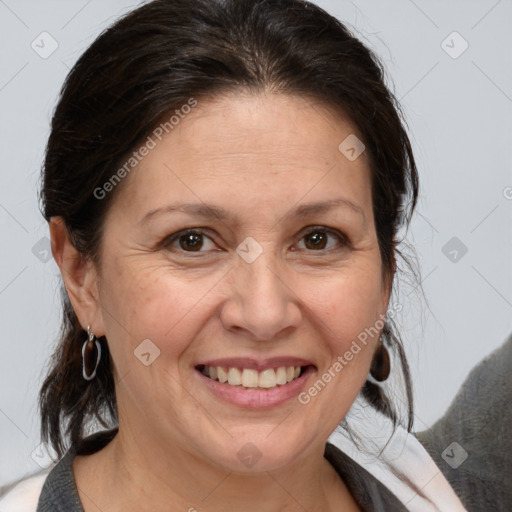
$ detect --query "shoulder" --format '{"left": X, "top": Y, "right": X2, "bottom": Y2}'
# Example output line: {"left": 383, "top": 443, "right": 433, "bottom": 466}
{"left": 328, "top": 412, "right": 468, "bottom": 511}
{"left": 0, "top": 429, "right": 117, "bottom": 512}
{"left": 36, "top": 429, "right": 117, "bottom": 512}
{"left": 0, "top": 469, "right": 52, "bottom": 512}
{"left": 324, "top": 441, "right": 409, "bottom": 511}
{"left": 416, "top": 335, "right": 512, "bottom": 511}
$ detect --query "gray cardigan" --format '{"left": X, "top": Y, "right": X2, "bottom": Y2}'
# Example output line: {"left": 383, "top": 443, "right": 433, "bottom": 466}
{"left": 415, "top": 335, "right": 512, "bottom": 511}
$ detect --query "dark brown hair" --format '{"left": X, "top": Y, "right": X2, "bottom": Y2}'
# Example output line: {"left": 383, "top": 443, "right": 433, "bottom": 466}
{"left": 39, "top": 0, "right": 418, "bottom": 457}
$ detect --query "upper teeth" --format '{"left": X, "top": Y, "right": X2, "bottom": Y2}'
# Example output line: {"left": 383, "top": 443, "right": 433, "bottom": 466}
{"left": 202, "top": 365, "right": 302, "bottom": 389}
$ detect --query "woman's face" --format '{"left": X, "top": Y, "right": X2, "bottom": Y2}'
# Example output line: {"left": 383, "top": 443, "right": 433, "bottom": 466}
{"left": 88, "top": 92, "right": 391, "bottom": 471}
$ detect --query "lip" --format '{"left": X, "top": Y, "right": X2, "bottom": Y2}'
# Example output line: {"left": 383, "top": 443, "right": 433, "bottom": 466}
{"left": 196, "top": 357, "right": 314, "bottom": 372}
{"left": 194, "top": 364, "right": 316, "bottom": 409}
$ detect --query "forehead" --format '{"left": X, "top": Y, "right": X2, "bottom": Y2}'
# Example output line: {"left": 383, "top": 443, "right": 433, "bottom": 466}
{"left": 110, "top": 92, "right": 373, "bottom": 222}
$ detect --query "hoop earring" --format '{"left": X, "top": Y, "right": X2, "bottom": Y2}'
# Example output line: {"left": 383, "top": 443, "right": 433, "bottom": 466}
{"left": 370, "top": 341, "right": 390, "bottom": 382}
{"left": 82, "top": 325, "right": 101, "bottom": 381}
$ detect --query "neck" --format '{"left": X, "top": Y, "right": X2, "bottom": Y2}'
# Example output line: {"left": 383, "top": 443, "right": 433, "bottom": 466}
{"left": 74, "top": 424, "right": 357, "bottom": 512}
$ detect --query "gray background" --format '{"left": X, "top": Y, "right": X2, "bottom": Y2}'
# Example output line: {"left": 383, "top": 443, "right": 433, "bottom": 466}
{"left": 1, "top": 0, "right": 511, "bottom": 485}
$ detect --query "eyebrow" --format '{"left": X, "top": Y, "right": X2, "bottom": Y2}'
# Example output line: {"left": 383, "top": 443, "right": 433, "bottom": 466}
{"left": 140, "top": 198, "right": 366, "bottom": 225}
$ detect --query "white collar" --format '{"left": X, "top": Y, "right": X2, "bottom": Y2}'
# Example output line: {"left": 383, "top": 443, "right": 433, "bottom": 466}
{"left": 328, "top": 406, "right": 468, "bottom": 512}
{"left": 0, "top": 468, "right": 51, "bottom": 512}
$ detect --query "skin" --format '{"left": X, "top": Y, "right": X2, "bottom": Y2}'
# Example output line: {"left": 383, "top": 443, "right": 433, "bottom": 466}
{"left": 50, "top": 91, "right": 392, "bottom": 511}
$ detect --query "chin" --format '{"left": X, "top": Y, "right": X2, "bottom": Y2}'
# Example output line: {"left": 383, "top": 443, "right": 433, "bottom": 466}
{"left": 196, "top": 429, "right": 314, "bottom": 474}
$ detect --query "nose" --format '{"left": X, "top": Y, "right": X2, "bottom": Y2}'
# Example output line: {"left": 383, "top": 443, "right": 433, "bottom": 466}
{"left": 219, "top": 254, "right": 302, "bottom": 342}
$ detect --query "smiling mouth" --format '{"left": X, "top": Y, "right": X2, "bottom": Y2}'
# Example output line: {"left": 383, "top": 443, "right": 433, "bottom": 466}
{"left": 196, "top": 364, "right": 309, "bottom": 390}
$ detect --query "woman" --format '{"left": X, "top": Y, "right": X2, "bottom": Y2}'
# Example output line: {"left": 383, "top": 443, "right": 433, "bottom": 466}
{"left": 0, "top": 0, "right": 469, "bottom": 510}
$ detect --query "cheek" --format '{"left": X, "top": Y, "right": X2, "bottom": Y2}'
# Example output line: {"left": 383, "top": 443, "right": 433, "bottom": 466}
{"left": 293, "top": 265, "right": 386, "bottom": 437}
{"left": 98, "top": 262, "right": 218, "bottom": 373}
{"left": 310, "top": 266, "right": 385, "bottom": 334}
{"left": 302, "top": 261, "right": 386, "bottom": 356}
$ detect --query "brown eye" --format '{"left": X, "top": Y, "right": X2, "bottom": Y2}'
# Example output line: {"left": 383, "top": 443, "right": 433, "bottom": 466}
{"left": 179, "top": 233, "right": 204, "bottom": 251}
{"left": 296, "top": 227, "right": 347, "bottom": 252}
{"left": 304, "top": 231, "right": 328, "bottom": 250}
{"left": 164, "top": 229, "right": 218, "bottom": 253}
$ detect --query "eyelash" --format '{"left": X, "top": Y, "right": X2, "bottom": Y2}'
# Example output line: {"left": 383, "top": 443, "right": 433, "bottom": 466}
{"left": 162, "top": 226, "right": 350, "bottom": 254}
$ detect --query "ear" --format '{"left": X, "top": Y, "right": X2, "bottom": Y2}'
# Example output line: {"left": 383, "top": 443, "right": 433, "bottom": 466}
{"left": 49, "top": 217, "right": 105, "bottom": 337}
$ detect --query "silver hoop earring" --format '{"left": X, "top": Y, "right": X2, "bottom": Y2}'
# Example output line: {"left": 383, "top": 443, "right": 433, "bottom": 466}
{"left": 82, "top": 325, "right": 101, "bottom": 381}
